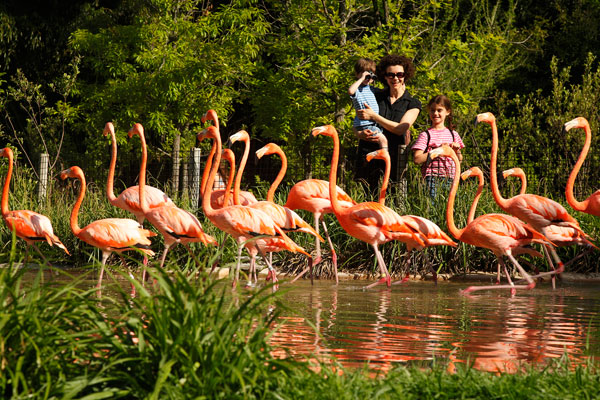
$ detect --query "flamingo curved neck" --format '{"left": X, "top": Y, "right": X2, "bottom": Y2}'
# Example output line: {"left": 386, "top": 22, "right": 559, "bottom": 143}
{"left": 106, "top": 130, "right": 118, "bottom": 203}
{"left": 267, "top": 149, "right": 287, "bottom": 203}
{"left": 222, "top": 152, "right": 235, "bottom": 207}
{"left": 202, "top": 131, "right": 222, "bottom": 216}
{"left": 488, "top": 120, "right": 510, "bottom": 210}
{"left": 378, "top": 153, "right": 390, "bottom": 205}
{"left": 446, "top": 151, "right": 465, "bottom": 239}
{"left": 1, "top": 150, "right": 13, "bottom": 217}
{"left": 466, "top": 173, "right": 484, "bottom": 224}
{"left": 326, "top": 131, "right": 343, "bottom": 215}
{"left": 200, "top": 143, "right": 216, "bottom": 197}
{"left": 233, "top": 136, "right": 249, "bottom": 206}
{"left": 566, "top": 123, "right": 591, "bottom": 211}
{"left": 70, "top": 172, "right": 85, "bottom": 236}
{"left": 136, "top": 131, "right": 150, "bottom": 214}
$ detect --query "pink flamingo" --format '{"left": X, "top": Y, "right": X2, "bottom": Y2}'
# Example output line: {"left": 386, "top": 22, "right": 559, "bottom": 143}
{"left": 429, "top": 145, "right": 553, "bottom": 295}
{"left": 253, "top": 142, "right": 324, "bottom": 283}
{"left": 284, "top": 160, "right": 356, "bottom": 283}
{"left": 129, "top": 123, "right": 217, "bottom": 270}
{"left": 476, "top": 112, "right": 585, "bottom": 286}
{"left": 462, "top": 166, "right": 544, "bottom": 285}
{"left": 200, "top": 110, "right": 257, "bottom": 207}
{"left": 503, "top": 167, "right": 597, "bottom": 276}
{"left": 60, "top": 165, "right": 156, "bottom": 290}
{"left": 312, "top": 125, "right": 425, "bottom": 289}
{"left": 365, "top": 147, "right": 457, "bottom": 284}
{"left": 199, "top": 126, "right": 307, "bottom": 287}
{"left": 563, "top": 117, "right": 600, "bottom": 217}
{"left": 1, "top": 147, "right": 69, "bottom": 264}
{"left": 103, "top": 122, "right": 174, "bottom": 224}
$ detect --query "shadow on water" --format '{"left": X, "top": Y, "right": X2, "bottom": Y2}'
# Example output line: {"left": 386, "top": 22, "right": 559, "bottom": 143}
{"left": 17, "top": 265, "right": 600, "bottom": 373}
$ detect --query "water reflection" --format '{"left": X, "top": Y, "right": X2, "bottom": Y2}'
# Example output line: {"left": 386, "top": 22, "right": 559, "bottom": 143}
{"left": 18, "top": 267, "right": 600, "bottom": 373}
{"left": 270, "top": 281, "right": 600, "bottom": 372}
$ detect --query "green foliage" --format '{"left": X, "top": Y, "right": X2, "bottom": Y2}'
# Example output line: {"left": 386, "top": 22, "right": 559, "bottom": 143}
{"left": 69, "top": 0, "right": 269, "bottom": 181}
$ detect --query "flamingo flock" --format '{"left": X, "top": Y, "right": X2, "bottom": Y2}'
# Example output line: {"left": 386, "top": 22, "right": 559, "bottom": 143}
{"left": 1, "top": 110, "right": 597, "bottom": 296}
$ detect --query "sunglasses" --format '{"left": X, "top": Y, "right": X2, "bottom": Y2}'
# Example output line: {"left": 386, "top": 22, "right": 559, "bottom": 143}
{"left": 385, "top": 72, "right": 406, "bottom": 79}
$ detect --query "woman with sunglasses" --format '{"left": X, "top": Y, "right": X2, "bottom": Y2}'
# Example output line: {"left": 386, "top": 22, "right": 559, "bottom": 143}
{"left": 355, "top": 54, "right": 421, "bottom": 194}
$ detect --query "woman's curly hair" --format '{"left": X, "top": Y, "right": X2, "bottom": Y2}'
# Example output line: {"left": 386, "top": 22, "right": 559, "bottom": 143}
{"left": 376, "top": 54, "right": 416, "bottom": 85}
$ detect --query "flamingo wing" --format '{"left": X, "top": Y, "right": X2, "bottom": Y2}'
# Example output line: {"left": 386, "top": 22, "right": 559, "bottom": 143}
{"left": 119, "top": 185, "right": 174, "bottom": 213}
{"left": 4, "top": 210, "right": 68, "bottom": 253}
{"left": 79, "top": 218, "right": 156, "bottom": 254}
{"left": 249, "top": 201, "right": 322, "bottom": 239}
{"left": 509, "top": 194, "right": 580, "bottom": 230}
{"left": 146, "top": 206, "right": 216, "bottom": 245}
{"left": 403, "top": 215, "right": 457, "bottom": 247}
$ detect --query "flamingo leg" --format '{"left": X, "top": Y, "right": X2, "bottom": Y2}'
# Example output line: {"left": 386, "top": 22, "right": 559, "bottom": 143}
{"left": 31, "top": 243, "right": 52, "bottom": 268}
{"left": 158, "top": 244, "right": 173, "bottom": 269}
{"left": 364, "top": 244, "right": 391, "bottom": 289}
{"left": 461, "top": 254, "right": 535, "bottom": 295}
{"left": 313, "top": 213, "right": 322, "bottom": 266}
{"left": 232, "top": 244, "right": 243, "bottom": 289}
{"left": 321, "top": 219, "right": 338, "bottom": 284}
{"left": 96, "top": 252, "right": 111, "bottom": 298}
{"left": 258, "top": 245, "right": 278, "bottom": 284}
{"left": 523, "top": 246, "right": 592, "bottom": 283}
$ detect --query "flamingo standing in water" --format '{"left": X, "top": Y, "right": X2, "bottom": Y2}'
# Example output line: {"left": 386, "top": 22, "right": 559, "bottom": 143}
{"left": 200, "top": 110, "right": 257, "bottom": 207}
{"left": 103, "top": 122, "right": 174, "bottom": 224}
{"left": 503, "top": 167, "right": 597, "bottom": 274}
{"left": 199, "top": 126, "right": 307, "bottom": 287}
{"left": 563, "top": 117, "right": 600, "bottom": 217}
{"left": 60, "top": 165, "right": 156, "bottom": 290}
{"left": 461, "top": 166, "right": 545, "bottom": 285}
{"left": 129, "top": 123, "right": 217, "bottom": 270}
{"left": 365, "top": 147, "right": 457, "bottom": 284}
{"left": 284, "top": 151, "right": 356, "bottom": 284}
{"left": 429, "top": 145, "right": 553, "bottom": 295}
{"left": 253, "top": 143, "right": 324, "bottom": 283}
{"left": 475, "top": 112, "right": 585, "bottom": 286}
{"left": 312, "top": 125, "right": 425, "bottom": 289}
{"left": 1, "top": 147, "right": 69, "bottom": 264}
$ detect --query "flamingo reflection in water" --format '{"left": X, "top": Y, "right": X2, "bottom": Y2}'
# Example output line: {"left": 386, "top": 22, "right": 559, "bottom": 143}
{"left": 447, "top": 293, "right": 586, "bottom": 374}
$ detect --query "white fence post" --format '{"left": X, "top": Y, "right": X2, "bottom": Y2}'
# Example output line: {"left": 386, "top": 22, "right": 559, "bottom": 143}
{"left": 38, "top": 153, "right": 49, "bottom": 201}
{"left": 189, "top": 147, "right": 202, "bottom": 208}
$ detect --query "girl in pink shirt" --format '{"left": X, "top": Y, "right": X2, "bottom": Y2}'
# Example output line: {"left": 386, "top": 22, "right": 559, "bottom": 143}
{"left": 412, "top": 95, "right": 465, "bottom": 199}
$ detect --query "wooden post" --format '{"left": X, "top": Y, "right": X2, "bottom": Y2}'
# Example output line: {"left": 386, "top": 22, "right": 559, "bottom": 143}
{"left": 189, "top": 148, "right": 202, "bottom": 208}
{"left": 38, "top": 153, "right": 49, "bottom": 201}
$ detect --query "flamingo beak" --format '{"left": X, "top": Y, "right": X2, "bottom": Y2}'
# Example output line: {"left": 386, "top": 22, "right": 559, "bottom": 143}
{"left": 562, "top": 118, "right": 580, "bottom": 133}
{"left": 365, "top": 150, "right": 379, "bottom": 162}
{"left": 59, "top": 169, "right": 70, "bottom": 180}
{"left": 256, "top": 146, "right": 268, "bottom": 159}
{"left": 311, "top": 126, "right": 327, "bottom": 137}
{"left": 228, "top": 131, "right": 243, "bottom": 145}
{"left": 502, "top": 168, "right": 515, "bottom": 179}
{"left": 460, "top": 170, "right": 473, "bottom": 181}
{"left": 103, "top": 122, "right": 114, "bottom": 137}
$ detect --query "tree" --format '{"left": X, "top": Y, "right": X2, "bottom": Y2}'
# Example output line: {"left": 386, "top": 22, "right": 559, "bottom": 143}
{"left": 69, "top": 0, "right": 269, "bottom": 189}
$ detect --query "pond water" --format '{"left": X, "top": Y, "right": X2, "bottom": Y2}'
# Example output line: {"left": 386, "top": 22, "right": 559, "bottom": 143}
{"left": 20, "top": 267, "right": 600, "bottom": 373}
{"left": 268, "top": 279, "right": 600, "bottom": 373}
